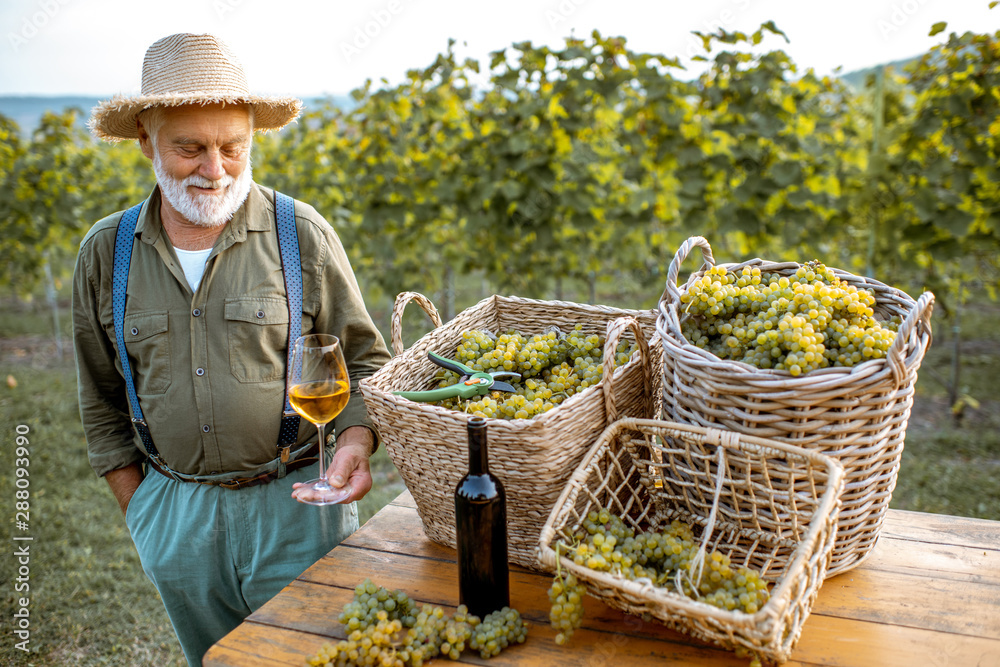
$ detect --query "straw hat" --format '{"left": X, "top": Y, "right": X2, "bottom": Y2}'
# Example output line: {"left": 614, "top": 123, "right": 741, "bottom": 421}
{"left": 89, "top": 33, "right": 302, "bottom": 142}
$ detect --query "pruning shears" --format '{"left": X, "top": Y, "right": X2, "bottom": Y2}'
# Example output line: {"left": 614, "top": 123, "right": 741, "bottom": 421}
{"left": 393, "top": 351, "right": 520, "bottom": 402}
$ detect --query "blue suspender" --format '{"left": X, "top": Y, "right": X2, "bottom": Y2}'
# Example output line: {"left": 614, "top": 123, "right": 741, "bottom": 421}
{"left": 111, "top": 192, "right": 302, "bottom": 466}
{"left": 274, "top": 192, "right": 303, "bottom": 451}
{"left": 112, "top": 203, "right": 156, "bottom": 457}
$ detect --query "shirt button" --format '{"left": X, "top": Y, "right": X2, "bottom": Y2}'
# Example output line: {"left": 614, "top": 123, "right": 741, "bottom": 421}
{"left": 196, "top": 368, "right": 205, "bottom": 376}
{"left": 202, "top": 425, "right": 211, "bottom": 433}
{"left": 192, "top": 308, "right": 202, "bottom": 317}
{"left": 256, "top": 310, "right": 265, "bottom": 319}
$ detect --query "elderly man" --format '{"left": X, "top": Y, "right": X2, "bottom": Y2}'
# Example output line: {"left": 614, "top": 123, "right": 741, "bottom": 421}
{"left": 73, "top": 34, "right": 391, "bottom": 664}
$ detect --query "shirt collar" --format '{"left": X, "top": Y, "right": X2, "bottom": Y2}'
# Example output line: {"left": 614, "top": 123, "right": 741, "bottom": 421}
{"left": 134, "top": 182, "right": 269, "bottom": 246}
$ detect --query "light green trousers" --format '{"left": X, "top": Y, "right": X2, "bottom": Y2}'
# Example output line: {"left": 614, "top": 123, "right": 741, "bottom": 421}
{"left": 125, "top": 462, "right": 358, "bottom": 666}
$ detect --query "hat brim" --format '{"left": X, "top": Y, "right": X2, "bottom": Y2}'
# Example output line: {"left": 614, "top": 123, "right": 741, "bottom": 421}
{"left": 89, "top": 93, "right": 302, "bottom": 142}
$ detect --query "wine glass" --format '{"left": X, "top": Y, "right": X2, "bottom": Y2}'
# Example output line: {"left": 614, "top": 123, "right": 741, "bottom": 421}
{"left": 287, "top": 334, "right": 352, "bottom": 505}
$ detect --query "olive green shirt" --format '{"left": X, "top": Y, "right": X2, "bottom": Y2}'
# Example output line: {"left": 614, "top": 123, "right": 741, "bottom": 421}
{"left": 73, "top": 183, "right": 391, "bottom": 477}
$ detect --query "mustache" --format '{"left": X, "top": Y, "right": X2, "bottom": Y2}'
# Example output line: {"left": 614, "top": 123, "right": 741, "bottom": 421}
{"left": 184, "top": 173, "right": 235, "bottom": 190}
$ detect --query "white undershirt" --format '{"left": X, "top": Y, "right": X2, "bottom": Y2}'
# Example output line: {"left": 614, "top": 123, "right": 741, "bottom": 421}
{"left": 173, "top": 246, "right": 212, "bottom": 291}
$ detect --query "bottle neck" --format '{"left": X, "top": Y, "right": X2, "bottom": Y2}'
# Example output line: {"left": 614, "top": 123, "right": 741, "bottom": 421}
{"left": 467, "top": 423, "right": 489, "bottom": 475}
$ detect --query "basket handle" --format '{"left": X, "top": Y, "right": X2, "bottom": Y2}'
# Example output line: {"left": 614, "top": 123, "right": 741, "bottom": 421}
{"left": 390, "top": 292, "right": 443, "bottom": 356}
{"left": 686, "top": 437, "right": 732, "bottom": 589}
{"left": 603, "top": 316, "right": 652, "bottom": 424}
{"left": 886, "top": 291, "right": 935, "bottom": 387}
{"left": 661, "top": 236, "right": 715, "bottom": 306}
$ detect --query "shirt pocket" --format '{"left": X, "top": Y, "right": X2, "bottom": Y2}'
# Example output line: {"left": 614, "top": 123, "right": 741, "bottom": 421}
{"left": 122, "top": 311, "right": 171, "bottom": 395}
{"left": 224, "top": 296, "right": 290, "bottom": 383}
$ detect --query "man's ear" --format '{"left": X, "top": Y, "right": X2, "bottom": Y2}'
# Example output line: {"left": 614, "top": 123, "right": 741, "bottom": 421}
{"left": 137, "top": 119, "right": 154, "bottom": 160}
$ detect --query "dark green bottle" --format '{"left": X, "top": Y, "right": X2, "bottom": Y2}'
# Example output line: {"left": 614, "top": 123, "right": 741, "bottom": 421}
{"left": 455, "top": 416, "right": 509, "bottom": 618}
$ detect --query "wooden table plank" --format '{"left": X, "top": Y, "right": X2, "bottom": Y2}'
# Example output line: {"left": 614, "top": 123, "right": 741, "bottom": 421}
{"left": 204, "top": 497, "right": 1000, "bottom": 667}
{"left": 208, "top": 623, "right": 330, "bottom": 666}
{"left": 789, "top": 616, "right": 1000, "bottom": 667}
{"left": 816, "top": 567, "right": 999, "bottom": 638}
{"left": 880, "top": 510, "right": 1000, "bottom": 551}
{"left": 858, "top": 534, "right": 1000, "bottom": 586}
{"left": 389, "top": 489, "right": 416, "bottom": 509}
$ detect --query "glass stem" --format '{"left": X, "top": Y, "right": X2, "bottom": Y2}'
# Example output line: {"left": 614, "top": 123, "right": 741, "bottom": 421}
{"left": 316, "top": 423, "right": 328, "bottom": 485}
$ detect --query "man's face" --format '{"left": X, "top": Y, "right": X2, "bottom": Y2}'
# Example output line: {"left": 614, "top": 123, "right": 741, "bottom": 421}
{"left": 139, "top": 103, "right": 253, "bottom": 227}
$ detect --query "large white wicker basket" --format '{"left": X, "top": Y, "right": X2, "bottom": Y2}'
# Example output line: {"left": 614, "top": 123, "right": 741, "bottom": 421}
{"left": 656, "top": 236, "right": 934, "bottom": 576}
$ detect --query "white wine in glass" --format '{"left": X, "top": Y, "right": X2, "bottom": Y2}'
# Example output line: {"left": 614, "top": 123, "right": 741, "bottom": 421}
{"left": 288, "top": 334, "right": 352, "bottom": 505}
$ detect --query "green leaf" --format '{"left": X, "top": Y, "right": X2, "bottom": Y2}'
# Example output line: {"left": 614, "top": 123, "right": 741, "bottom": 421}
{"left": 506, "top": 134, "right": 532, "bottom": 155}
{"left": 939, "top": 208, "right": 974, "bottom": 237}
{"left": 675, "top": 144, "right": 704, "bottom": 167}
{"left": 679, "top": 173, "right": 709, "bottom": 197}
{"left": 929, "top": 22, "right": 947, "bottom": 37}
{"left": 771, "top": 161, "right": 802, "bottom": 188}
{"left": 733, "top": 208, "right": 762, "bottom": 235}
{"left": 902, "top": 222, "right": 939, "bottom": 244}
{"left": 753, "top": 21, "right": 790, "bottom": 45}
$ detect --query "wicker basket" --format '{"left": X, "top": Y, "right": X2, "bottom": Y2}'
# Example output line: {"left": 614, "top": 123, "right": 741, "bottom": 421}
{"left": 537, "top": 418, "right": 845, "bottom": 664}
{"left": 656, "top": 236, "right": 934, "bottom": 577}
{"left": 360, "top": 292, "right": 659, "bottom": 569}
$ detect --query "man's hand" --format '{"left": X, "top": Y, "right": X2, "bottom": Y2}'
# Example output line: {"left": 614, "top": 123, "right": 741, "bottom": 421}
{"left": 105, "top": 462, "right": 144, "bottom": 517}
{"left": 291, "top": 426, "right": 374, "bottom": 504}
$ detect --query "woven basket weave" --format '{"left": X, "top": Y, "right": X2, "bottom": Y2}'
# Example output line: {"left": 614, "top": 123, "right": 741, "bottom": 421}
{"left": 538, "top": 418, "right": 844, "bottom": 664}
{"left": 656, "top": 236, "right": 934, "bottom": 577}
{"left": 360, "top": 292, "right": 659, "bottom": 569}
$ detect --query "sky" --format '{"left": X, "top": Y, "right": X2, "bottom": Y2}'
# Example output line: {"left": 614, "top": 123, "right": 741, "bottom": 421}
{"left": 0, "top": 0, "right": 995, "bottom": 98}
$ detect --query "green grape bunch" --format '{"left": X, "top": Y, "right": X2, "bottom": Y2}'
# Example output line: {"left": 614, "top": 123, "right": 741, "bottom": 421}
{"left": 338, "top": 578, "right": 418, "bottom": 632}
{"left": 678, "top": 262, "right": 901, "bottom": 376}
{"left": 547, "top": 510, "right": 771, "bottom": 648}
{"left": 469, "top": 607, "right": 529, "bottom": 658}
{"left": 547, "top": 543, "right": 586, "bottom": 645}
{"left": 436, "top": 325, "right": 639, "bottom": 420}
{"left": 307, "top": 578, "right": 528, "bottom": 667}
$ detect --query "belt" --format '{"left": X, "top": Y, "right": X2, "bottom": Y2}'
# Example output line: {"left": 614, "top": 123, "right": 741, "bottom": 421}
{"left": 146, "top": 442, "right": 321, "bottom": 490}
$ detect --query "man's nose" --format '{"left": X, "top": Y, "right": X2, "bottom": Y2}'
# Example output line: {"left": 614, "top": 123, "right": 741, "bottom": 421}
{"left": 199, "top": 150, "right": 226, "bottom": 182}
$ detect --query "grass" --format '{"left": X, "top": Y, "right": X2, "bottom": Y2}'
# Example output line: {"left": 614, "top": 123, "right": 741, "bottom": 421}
{"left": 1, "top": 287, "right": 997, "bottom": 666}
{"left": 893, "top": 415, "right": 1000, "bottom": 518}
{"left": 888, "top": 292, "right": 1000, "bottom": 520}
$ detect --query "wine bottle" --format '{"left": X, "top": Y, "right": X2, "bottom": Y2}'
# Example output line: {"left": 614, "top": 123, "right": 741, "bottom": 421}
{"left": 455, "top": 416, "right": 510, "bottom": 619}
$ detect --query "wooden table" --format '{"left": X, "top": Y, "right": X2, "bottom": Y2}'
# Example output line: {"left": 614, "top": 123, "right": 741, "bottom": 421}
{"left": 204, "top": 491, "right": 1000, "bottom": 666}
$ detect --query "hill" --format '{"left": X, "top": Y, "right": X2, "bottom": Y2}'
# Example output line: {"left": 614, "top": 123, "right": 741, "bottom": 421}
{"left": 0, "top": 94, "right": 353, "bottom": 136}
{"left": 0, "top": 95, "right": 100, "bottom": 134}
{"left": 838, "top": 55, "right": 921, "bottom": 90}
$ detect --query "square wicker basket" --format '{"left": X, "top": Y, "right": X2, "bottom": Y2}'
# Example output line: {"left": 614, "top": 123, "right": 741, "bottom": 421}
{"left": 360, "top": 292, "right": 660, "bottom": 569}
{"left": 537, "top": 417, "right": 845, "bottom": 664}
{"left": 656, "top": 236, "right": 934, "bottom": 577}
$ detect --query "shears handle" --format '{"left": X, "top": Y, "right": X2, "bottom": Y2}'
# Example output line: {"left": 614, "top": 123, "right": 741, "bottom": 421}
{"left": 428, "top": 350, "right": 477, "bottom": 377}
{"left": 394, "top": 376, "right": 490, "bottom": 402}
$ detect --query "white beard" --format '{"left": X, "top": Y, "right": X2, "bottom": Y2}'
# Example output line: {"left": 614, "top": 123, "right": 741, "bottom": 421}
{"left": 152, "top": 149, "right": 253, "bottom": 228}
